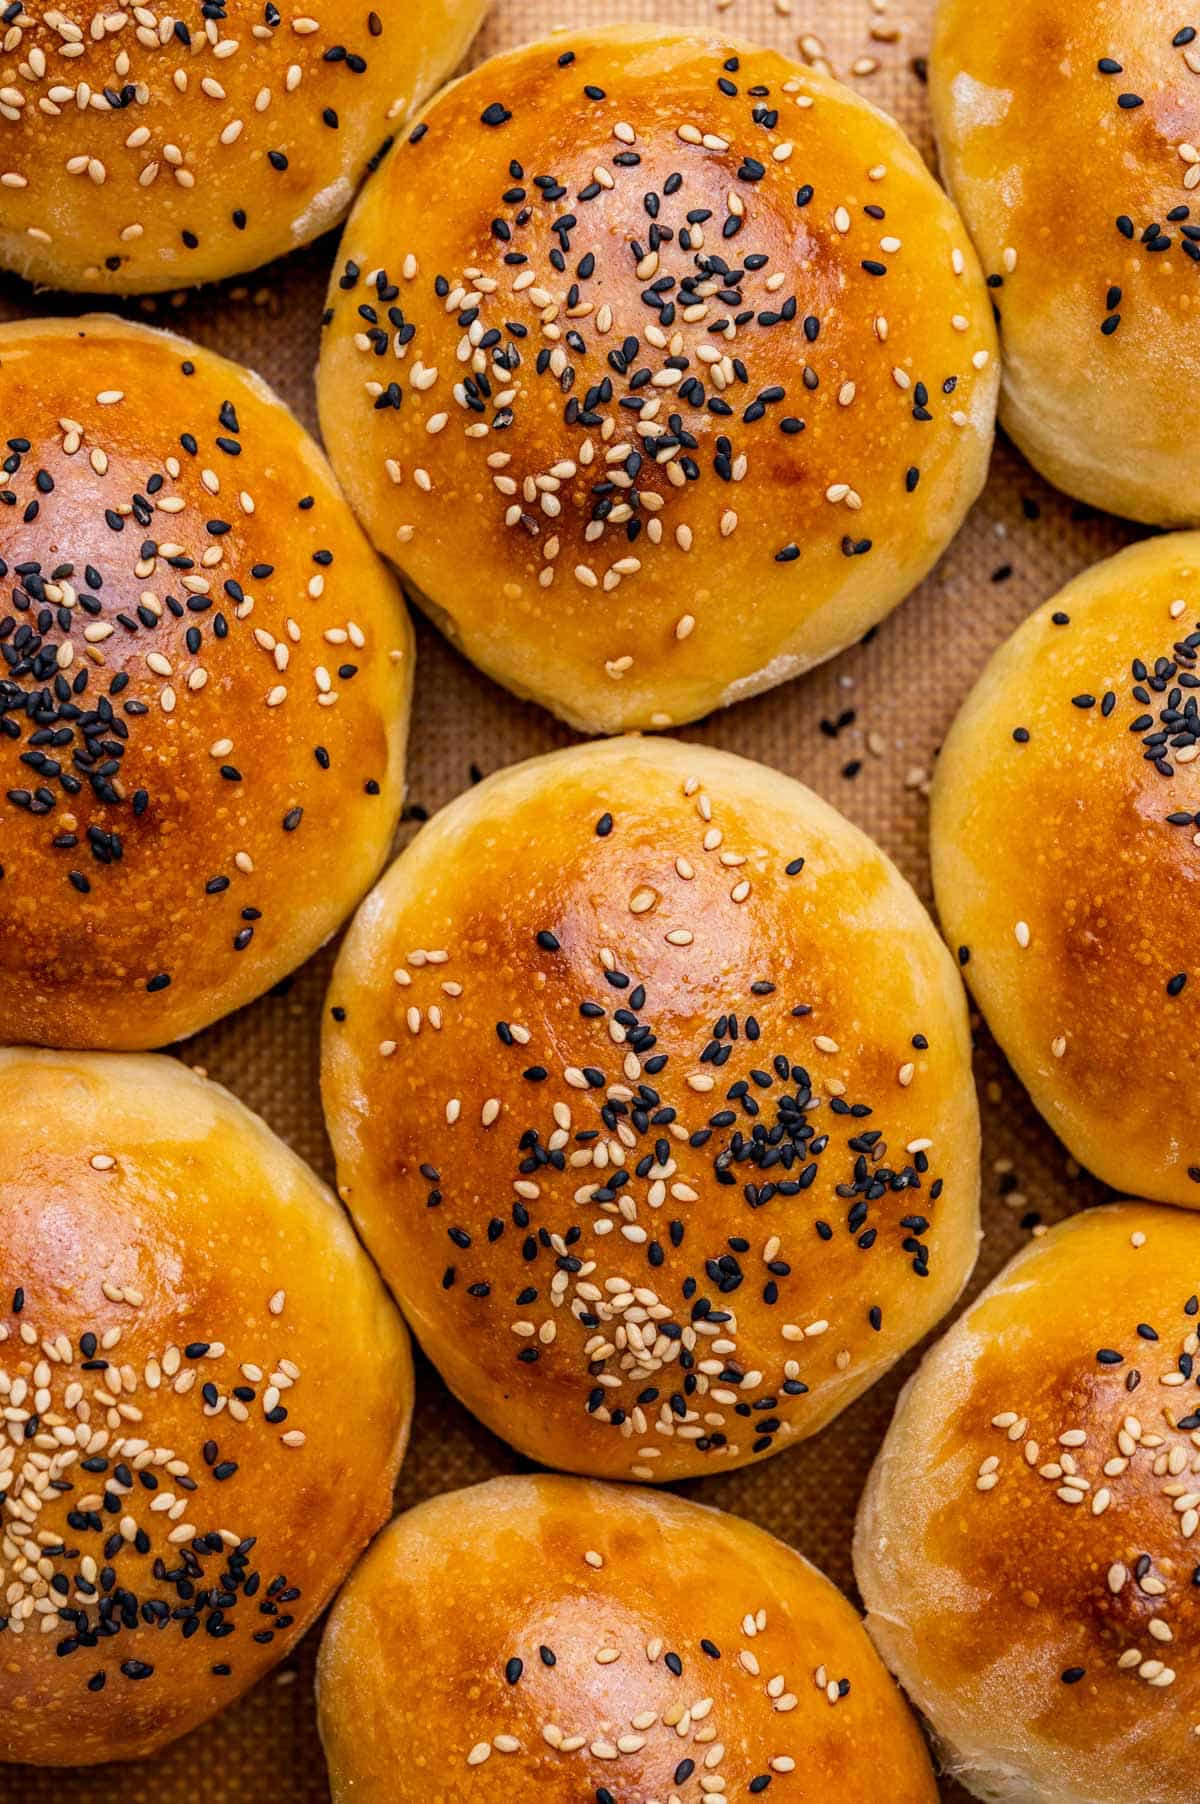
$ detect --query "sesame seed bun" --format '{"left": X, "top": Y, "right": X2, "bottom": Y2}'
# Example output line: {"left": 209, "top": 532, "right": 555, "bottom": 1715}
{"left": 932, "top": 0, "right": 1200, "bottom": 526}
{"left": 315, "top": 25, "right": 998, "bottom": 734}
{"left": 931, "top": 533, "right": 1200, "bottom": 1208}
{"left": 0, "top": 1, "right": 487, "bottom": 294}
{"left": 856, "top": 1201, "right": 1200, "bottom": 1804}
{"left": 321, "top": 735, "right": 981, "bottom": 1485}
{"left": 0, "top": 1046, "right": 413, "bottom": 1767}
{"left": 317, "top": 1473, "right": 938, "bottom": 1802}
{"left": 0, "top": 313, "right": 413, "bottom": 1051}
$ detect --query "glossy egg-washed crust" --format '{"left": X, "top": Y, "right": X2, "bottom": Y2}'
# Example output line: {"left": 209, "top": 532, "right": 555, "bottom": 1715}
{"left": 318, "top": 1474, "right": 938, "bottom": 1803}
{"left": 931, "top": 533, "right": 1200, "bottom": 1208}
{"left": 856, "top": 1203, "right": 1200, "bottom": 1804}
{"left": 0, "top": 0, "right": 487, "bottom": 293}
{"left": 0, "top": 314, "right": 413, "bottom": 1051}
{"left": 932, "top": 0, "right": 1200, "bottom": 526}
{"left": 317, "top": 25, "right": 998, "bottom": 734}
{"left": 322, "top": 736, "right": 981, "bottom": 1484}
{"left": 0, "top": 1048, "right": 413, "bottom": 1768}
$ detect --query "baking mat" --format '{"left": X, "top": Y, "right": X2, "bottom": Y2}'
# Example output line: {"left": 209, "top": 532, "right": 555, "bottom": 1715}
{"left": 0, "top": 0, "right": 1137, "bottom": 1798}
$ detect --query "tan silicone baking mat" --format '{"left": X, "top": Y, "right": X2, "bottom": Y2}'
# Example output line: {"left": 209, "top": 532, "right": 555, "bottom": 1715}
{"left": 0, "top": 0, "right": 1140, "bottom": 1798}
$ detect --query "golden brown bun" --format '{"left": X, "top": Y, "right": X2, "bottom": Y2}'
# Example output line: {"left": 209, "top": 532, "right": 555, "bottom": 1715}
{"left": 318, "top": 1473, "right": 938, "bottom": 1803}
{"left": 932, "top": 0, "right": 1200, "bottom": 525}
{"left": 0, "top": 1047, "right": 413, "bottom": 1767}
{"left": 856, "top": 1202, "right": 1200, "bottom": 1804}
{"left": 0, "top": 314, "right": 413, "bottom": 1051}
{"left": 931, "top": 534, "right": 1200, "bottom": 1208}
{"left": 0, "top": 1, "right": 487, "bottom": 294}
{"left": 316, "top": 25, "right": 998, "bottom": 733}
{"left": 322, "top": 735, "right": 981, "bottom": 1483}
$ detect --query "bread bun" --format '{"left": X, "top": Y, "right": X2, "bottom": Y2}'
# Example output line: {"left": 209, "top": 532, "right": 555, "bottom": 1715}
{"left": 932, "top": 0, "right": 1200, "bottom": 525}
{"left": 318, "top": 1473, "right": 938, "bottom": 1802}
{"left": 931, "top": 533, "right": 1200, "bottom": 1207}
{"left": 0, "top": 0, "right": 487, "bottom": 293}
{"left": 316, "top": 25, "right": 999, "bottom": 733}
{"left": 322, "top": 735, "right": 980, "bottom": 1483}
{"left": 0, "top": 314, "right": 413, "bottom": 1051}
{"left": 0, "top": 1047, "right": 412, "bottom": 1767}
{"left": 856, "top": 1201, "right": 1200, "bottom": 1804}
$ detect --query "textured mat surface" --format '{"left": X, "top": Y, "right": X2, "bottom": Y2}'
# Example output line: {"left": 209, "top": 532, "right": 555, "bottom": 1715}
{"left": 2, "top": 0, "right": 1133, "bottom": 1798}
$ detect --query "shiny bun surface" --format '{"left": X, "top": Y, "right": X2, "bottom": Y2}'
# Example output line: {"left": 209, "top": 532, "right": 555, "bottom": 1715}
{"left": 322, "top": 735, "right": 980, "bottom": 1483}
{"left": 318, "top": 25, "right": 998, "bottom": 732}
{"left": 933, "top": 0, "right": 1200, "bottom": 524}
{"left": 932, "top": 533, "right": 1200, "bottom": 1207}
{"left": 0, "top": 1, "right": 487, "bottom": 293}
{"left": 857, "top": 1201, "right": 1200, "bottom": 1804}
{"left": 318, "top": 1473, "right": 938, "bottom": 1803}
{"left": 0, "top": 1047, "right": 412, "bottom": 1767}
{"left": 0, "top": 314, "right": 412, "bottom": 1051}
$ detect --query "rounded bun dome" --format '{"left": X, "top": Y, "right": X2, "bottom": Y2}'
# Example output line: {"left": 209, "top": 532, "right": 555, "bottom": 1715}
{"left": 857, "top": 1201, "right": 1200, "bottom": 1804}
{"left": 318, "top": 1473, "right": 938, "bottom": 1803}
{"left": 0, "top": 314, "right": 413, "bottom": 1052}
{"left": 322, "top": 735, "right": 981, "bottom": 1484}
{"left": 0, "top": 1047, "right": 413, "bottom": 1768}
{"left": 932, "top": 0, "right": 1200, "bottom": 525}
{"left": 931, "top": 533, "right": 1200, "bottom": 1208}
{"left": 0, "top": 0, "right": 487, "bottom": 293}
{"left": 316, "top": 24, "right": 999, "bottom": 733}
